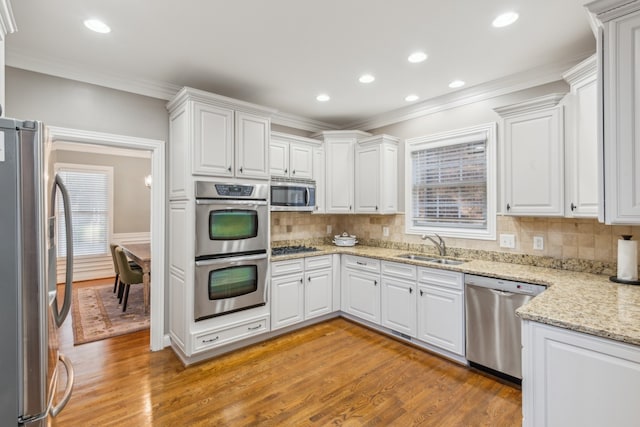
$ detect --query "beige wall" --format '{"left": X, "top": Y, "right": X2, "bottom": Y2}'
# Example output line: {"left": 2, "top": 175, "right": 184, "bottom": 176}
{"left": 56, "top": 150, "right": 151, "bottom": 234}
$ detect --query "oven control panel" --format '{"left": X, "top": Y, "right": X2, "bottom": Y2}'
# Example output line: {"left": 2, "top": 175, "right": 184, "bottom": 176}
{"left": 195, "top": 181, "right": 269, "bottom": 200}
{"left": 215, "top": 184, "right": 254, "bottom": 197}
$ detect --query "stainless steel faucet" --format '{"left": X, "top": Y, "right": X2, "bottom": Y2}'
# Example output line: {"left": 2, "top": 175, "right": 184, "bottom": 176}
{"left": 421, "top": 233, "right": 446, "bottom": 256}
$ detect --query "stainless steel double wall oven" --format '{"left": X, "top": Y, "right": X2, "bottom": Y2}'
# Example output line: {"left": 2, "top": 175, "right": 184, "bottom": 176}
{"left": 194, "top": 181, "right": 269, "bottom": 321}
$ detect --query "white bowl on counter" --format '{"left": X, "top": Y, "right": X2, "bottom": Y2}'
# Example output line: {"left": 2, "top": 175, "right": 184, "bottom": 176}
{"left": 333, "top": 239, "right": 358, "bottom": 247}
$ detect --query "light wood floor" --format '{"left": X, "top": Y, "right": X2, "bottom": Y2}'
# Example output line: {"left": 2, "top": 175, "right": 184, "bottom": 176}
{"left": 52, "top": 279, "right": 522, "bottom": 426}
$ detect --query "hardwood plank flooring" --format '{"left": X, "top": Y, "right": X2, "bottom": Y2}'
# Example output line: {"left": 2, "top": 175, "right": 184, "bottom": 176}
{"left": 52, "top": 280, "right": 521, "bottom": 426}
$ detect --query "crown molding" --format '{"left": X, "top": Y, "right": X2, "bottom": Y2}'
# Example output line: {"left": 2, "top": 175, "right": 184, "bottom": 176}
{"left": 53, "top": 140, "right": 152, "bottom": 159}
{"left": 0, "top": 0, "right": 16, "bottom": 41}
{"left": 562, "top": 54, "right": 597, "bottom": 85}
{"left": 344, "top": 51, "right": 594, "bottom": 131}
{"left": 166, "top": 86, "right": 277, "bottom": 116}
{"left": 271, "top": 110, "right": 339, "bottom": 133}
{"left": 6, "top": 48, "right": 181, "bottom": 100}
{"left": 270, "top": 131, "right": 322, "bottom": 146}
{"left": 493, "top": 93, "right": 566, "bottom": 117}
{"left": 585, "top": 0, "right": 640, "bottom": 21}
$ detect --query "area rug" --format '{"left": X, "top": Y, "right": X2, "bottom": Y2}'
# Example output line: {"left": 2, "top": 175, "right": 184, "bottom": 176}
{"left": 71, "top": 283, "right": 149, "bottom": 345}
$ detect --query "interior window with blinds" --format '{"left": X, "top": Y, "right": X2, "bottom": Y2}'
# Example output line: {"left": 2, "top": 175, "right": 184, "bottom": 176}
{"left": 406, "top": 123, "right": 496, "bottom": 240}
{"left": 412, "top": 140, "right": 487, "bottom": 228}
{"left": 56, "top": 167, "right": 111, "bottom": 257}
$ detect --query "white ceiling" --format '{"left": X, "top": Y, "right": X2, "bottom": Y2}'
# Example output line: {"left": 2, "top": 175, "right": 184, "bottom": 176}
{"left": 5, "top": 0, "right": 595, "bottom": 129}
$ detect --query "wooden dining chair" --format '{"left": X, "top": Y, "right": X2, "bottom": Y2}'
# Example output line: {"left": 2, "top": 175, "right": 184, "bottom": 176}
{"left": 114, "top": 246, "right": 144, "bottom": 312}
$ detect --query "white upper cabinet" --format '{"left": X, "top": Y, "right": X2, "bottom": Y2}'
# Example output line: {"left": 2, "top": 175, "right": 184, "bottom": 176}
{"left": 563, "top": 55, "right": 598, "bottom": 218}
{"left": 236, "top": 112, "right": 270, "bottom": 179}
{"left": 587, "top": 0, "right": 640, "bottom": 224}
{"left": 495, "top": 93, "right": 566, "bottom": 216}
{"left": 313, "top": 146, "right": 325, "bottom": 213}
{"left": 167, "top": 87, "right": 276, "bottom": 199}
{"left": 269, "top": 132, "right": 318, "bottom": 179}
{"left": 355, "top": 135, "right": 399, "bottom": 214}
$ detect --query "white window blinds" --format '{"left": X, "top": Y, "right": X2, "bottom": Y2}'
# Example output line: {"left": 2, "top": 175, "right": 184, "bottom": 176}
{"left": 411, "top": 139, "right": 487, "bottom": 229}
{"left": 56, "top": 169, "right": 110, "bottom": 257}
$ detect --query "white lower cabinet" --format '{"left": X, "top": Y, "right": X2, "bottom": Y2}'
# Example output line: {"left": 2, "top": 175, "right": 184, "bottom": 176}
{"left": 522, "top": 320, "right": 640, "bottom": 427}
{"left": 416, "top": 268, "right": 464, "bottom": 356}
{"left": 341, "top": 256, "right": 381, "bottom": 324}
{"left": 271, "top": 255, "right": 333, "bottom": 330}
{"left": 381, "top": 261, "right": 417, "bottom": 336}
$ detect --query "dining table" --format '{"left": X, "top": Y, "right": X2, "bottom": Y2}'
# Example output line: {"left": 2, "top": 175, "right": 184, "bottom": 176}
{"left": 120, "top": 243, "right": 151, "bottom": 314}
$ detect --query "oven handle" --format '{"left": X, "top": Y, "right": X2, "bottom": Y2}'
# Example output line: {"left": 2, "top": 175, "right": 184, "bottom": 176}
{"left": 195, "top": 253, "right": 268, "bottom": 267}
{"left": 196, "top": 199, "right": 267, "bottom": 206}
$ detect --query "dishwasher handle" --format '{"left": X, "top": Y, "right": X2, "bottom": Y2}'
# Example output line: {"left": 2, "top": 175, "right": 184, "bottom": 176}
{"left": 489, "top": 288, "right": 515, "bottom": 297}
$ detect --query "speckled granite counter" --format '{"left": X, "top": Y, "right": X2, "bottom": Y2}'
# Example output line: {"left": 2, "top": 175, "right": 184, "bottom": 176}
{"left": 271, "top": 244, "right": 640, "bottom": 346}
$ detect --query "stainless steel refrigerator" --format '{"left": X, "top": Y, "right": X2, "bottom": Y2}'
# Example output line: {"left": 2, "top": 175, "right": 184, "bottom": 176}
{"left": 0, "top": 117, "right": 75, "bottom": 425}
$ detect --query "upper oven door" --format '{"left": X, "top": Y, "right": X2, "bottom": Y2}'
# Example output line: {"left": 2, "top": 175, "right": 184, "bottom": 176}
{"left": 195, "top": 199, "right": 268, "bottom": 258}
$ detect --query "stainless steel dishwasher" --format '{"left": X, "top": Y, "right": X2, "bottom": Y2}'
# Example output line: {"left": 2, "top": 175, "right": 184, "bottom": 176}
{"left": 465, "top": 274, "right": 546, "bottom": 381}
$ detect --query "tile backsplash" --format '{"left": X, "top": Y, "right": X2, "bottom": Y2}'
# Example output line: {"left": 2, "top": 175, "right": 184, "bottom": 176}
{"left": 271, "top": 212, "right": 640, "bottom": 273}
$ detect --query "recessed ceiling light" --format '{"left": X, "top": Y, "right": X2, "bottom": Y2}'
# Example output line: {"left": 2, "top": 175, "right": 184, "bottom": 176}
{"left": 359, "top": 74, "right": 375, "bottom": 84}
{"left": 448, "top": 80, "right": 465, "bottom": 88}
{"left": 405, "top": 94, "right": 419, "bottom": 102}
{"left": 408, "top": 52, "right": 428, "bottom": 63}
{"left": 492, "top": 12, "right": 519, "bottom": 28}
{"left": 316, "top": 94, "right": 330, "bottom": 102}
{"left": 84, "top": 19, "right": 111, "bottom": 34}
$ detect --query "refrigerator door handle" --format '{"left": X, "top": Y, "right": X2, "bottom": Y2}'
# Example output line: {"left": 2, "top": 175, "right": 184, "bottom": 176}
{"left": 49, "top": 353, "right": 74, "bottom": 417}
{"left": 52, "top": 174, "right": 74, "bottom": 327}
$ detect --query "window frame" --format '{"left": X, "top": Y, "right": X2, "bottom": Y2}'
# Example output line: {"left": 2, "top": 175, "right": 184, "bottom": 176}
{"left": 404, "top": 122, "right": 497, "bottom": 241}
{"left": 54, "top": 163, "right": 114, "bottom": 259}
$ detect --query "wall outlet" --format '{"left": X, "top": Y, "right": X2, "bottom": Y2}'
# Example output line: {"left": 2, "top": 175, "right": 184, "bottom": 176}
{"left": 499, "top": 233, "right": 516, "bottom": 249}
{"left": 382, "top": 226, "right": 389, "bottom": 237}
{"left": 326, "top": 225, "right": 332, "bottom": 235}
{"left": 533, "top": 236, "right": 544, "bottom": 250}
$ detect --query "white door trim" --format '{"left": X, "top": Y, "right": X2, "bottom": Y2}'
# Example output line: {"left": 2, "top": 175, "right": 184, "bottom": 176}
{"left": 47, "top": 126, "right": 166, "bottom": 351}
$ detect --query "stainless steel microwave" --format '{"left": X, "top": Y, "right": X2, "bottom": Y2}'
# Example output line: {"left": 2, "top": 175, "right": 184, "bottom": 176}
{"left": 270, "top": 178, "right": 316, "bottom": 212}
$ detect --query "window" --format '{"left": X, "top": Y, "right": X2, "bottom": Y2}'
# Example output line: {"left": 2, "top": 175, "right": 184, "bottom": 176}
{"left": 56, "top": 164, "right": 113, "bottom": 257}
{"left": 405, "top": 123, "right": 496, "bottom": 240}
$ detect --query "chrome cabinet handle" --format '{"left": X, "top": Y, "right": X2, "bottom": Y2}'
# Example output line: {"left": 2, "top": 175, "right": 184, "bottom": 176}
{"left": 571, "top": 202, "right": 577, "bottom": 211}
{"left": 203, "top": 336, "right": 219, "bottom": 343}
{"left": 292, "top": 169, "right": 296, "bottom": 175}
{"left": 284, "top": 168, "right": 288, "bottom": 174}
{"left": 300, "top": 278, "right": 303, "bottom": 284}
{"left": 374, "top": 280, "right": 377, "bottom": 286}
{"left": 248, "top": 325, "right": 262, "bottom": 331}
{"left": 239, "top": 166, "right": 243, "bottom": 173}
{"left": 356, "top": 261, "right": 366, "bottom": 266}
{"left": 228, "top": 166, "right": 232, "bottom": 172}
{"left": 409, "top": 287, "right": 413, "bottom": 294}
{"left": 420, "top": 289, "right": 424, "bottom": 296}
{"left": 506, "top": 203, "right": 511, "bottom": 211}
{"left": 308, "top": 276, "right": 311, "bottom": 282}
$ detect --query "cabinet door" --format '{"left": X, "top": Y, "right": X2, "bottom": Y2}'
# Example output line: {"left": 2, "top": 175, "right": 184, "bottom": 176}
{"left": 380, "top": 143, "right": 398, "bottom": 214}
{"left": 193, "top": 102, "right": 234, "bottom": 177}
{"left": 271, "top": 273, "right": 304, "bottom": 330}
{"left": 236, "top": 112, "right": 270, "bottom": 179}
{"left": 270, "top": 140, "right": 289, "bottom": 177}
{"left": 313, "top": 146, "right": 325, "bottom": 213}
{"left": 341, "top": 268, "right": 380, "bottom": 324}
{"left": 566, "top": 76, "right": 598, "bottom": 218}
{"left": 290, "top": 143, "right": 314, "bottom": 179}
{"left": 503, "top": 107, "right": 564, "bottom": 216}
{"left": 355, "top": 145, "right": 380, "bottom": 213}
{"left": 417, "top": 284, "right": 464, "bottom": 355}
{"left": 522, "top": 321, "right": 640, "bottom": 427}
{"left": 602, "top": 11, "right": 640, "bottom": 223}
{"left": 326, "top": 140, "right": 354, "bottom": 213}
{"left": 305, "top": 268, "right": 332, "bottom": 319}
{"left": 381, "top": 276, "right": 416, "bottom": 337}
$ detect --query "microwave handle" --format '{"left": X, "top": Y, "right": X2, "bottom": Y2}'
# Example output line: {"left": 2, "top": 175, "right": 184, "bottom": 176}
{"left": 305, "top": 187, "right": 311, "bottom": 206}
{"left": 195, "top": 252, "right": 268, "bottom": 267}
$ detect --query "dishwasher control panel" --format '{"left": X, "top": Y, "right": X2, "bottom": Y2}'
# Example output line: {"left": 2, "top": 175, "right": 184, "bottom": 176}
{"left": 464, "top": 274, "right": 547, "bottom": 296}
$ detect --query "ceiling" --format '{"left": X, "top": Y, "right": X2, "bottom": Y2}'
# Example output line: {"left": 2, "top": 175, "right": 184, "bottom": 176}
{"left": 5, "top": 0, "right": 595, "bottom": 129}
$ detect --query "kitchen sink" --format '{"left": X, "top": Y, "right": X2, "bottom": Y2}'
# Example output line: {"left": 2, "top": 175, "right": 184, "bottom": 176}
{"left": 395, "top": 254, "right": 466, "bottom": 265}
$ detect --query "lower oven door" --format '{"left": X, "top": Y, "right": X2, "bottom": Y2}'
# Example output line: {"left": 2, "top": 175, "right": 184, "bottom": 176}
{"left": 194, "top": 253, "right": 268, "bottom": 321}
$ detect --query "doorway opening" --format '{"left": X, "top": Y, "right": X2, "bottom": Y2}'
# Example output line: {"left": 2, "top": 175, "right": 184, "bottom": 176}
{"left": 47, "top": 126, "right": 166, "bottom": 351}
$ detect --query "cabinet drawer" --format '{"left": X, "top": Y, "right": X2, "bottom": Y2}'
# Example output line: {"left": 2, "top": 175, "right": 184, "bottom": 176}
{"left": 305, "top": 254, "right": 333, "bottom": 271}
{"left": 382, "top": 261, "right": 417, "bottom": 280}
{"left": 193, "top": 316, "right": 269, "bottom": 353}
{"left": 271, "top": 258, "right": 304, "bottom": 277}
{"left": 417, "top": 267, "right": 463, "bottom": 290}
{"left": 343, "top": 255, "right": 381, "bottom": 273}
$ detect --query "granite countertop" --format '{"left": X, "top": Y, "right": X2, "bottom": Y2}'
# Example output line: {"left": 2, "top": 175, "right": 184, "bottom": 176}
{"left": 271, "top": 244, "right": 640, "bottom": 346}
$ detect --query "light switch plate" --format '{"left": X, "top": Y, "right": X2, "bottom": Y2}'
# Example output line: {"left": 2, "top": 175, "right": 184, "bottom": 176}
{"left": 533, "top": 236, "right": 544, "bottom": 250}
{"left": 499, "top": 234, "right": 516, "bottom": 249}
{"left": 326, "top": 225, "right": 332, "bottom": 234}
{"left": 382, "top": 226, "right": 389, "bottom": 237}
